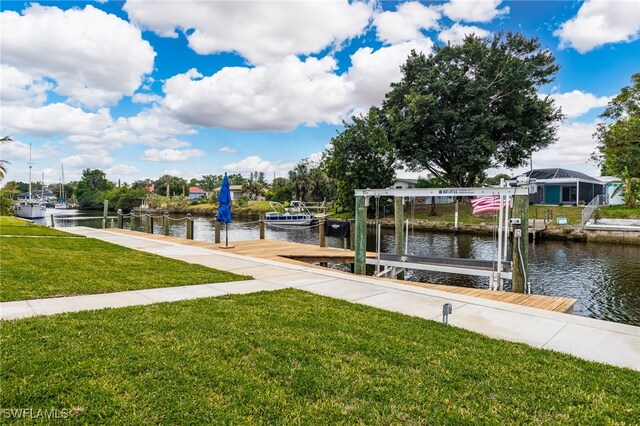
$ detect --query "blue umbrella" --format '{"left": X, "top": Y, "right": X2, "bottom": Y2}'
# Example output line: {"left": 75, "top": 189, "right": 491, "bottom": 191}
{"left": 216, "top": 173, "right": 233, "bottom": 247}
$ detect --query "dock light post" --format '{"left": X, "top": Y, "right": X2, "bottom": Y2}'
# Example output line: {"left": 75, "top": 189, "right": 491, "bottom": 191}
{"left": 117, "top": 209, "right": 123, "bottom": 229}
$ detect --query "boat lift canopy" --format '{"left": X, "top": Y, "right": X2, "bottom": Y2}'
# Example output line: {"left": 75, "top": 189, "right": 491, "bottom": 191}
{"left": 354, "top": 184, "right": 534, "bottom": 290}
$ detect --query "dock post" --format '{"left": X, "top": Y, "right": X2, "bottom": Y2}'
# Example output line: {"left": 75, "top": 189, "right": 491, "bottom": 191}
{"left": 186, "top": 213, "right": 194, "bottom": 240}
{"left": 259, "top": 214, "right": 265, "bottom": 240}
{"left": 511, "top": 194, "right": 529, "bottom": 293}
{"left": 162, "top": 211, "right": 170, "bottom": 235}
{"left": 354, "top": 196, "right": 367, "bottom": 275}
{"left": 349, "top": 219, "right": 355, "bottom": 250}
{"left": 130, "top": 210, "right": 135, "bottom": 230}
{"left": 102, "top": 199, "right": 108, "bottom": 229}
{"left": 146, "top": 212, "right": 154, "bottom": 234}
{"left": 319, "top": 219, "right": 326, "bottom": 247}
{"left": 117, "top": 209, "right": 123, "bottom": 229}
{"left": 394, "top": 197, "right": 405, "bottom": 255}
{"left": 214, "top": 221, "right": 221, "bottom": 243}
{"left": 50, "top": 214, "right": 55, "bottom": 228}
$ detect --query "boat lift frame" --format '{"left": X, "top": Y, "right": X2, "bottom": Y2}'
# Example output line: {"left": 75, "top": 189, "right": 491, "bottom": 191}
{"left": 354, "top": 185, "right": 532, "bottom": 290}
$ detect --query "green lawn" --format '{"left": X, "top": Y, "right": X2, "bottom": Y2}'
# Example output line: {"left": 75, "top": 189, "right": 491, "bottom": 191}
{"left": 0, "top": 218, "right": 250, "bottom": 301}
{"left": 0, "top": 216, "right": 75, "bottom": 237}
{"left": 1, "top": 289, "right": 638, "bottom": 424}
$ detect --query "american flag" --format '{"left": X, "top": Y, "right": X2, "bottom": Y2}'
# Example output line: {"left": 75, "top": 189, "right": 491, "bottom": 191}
{"left": 471, "top": 196, "right": 510, "bottom": 215}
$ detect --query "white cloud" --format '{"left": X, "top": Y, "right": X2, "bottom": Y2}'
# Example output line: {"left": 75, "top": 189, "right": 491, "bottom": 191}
{"left": 124, "top": 0, "right": 372, "bottom": 65}
{"left": 62, "top": 150, "right": 114, "bottom": 169}
{"left": 223, "top": 156, "right": 295, "bottom": 177}
{"left": 346, "top": 38, "right": 434, "bottom": 109}
{"left": 219, "top": 146, "right": 237, "bottom": 154}
{"left": 1, "top": 103, "right": 113, "bottom": 137}
{"left": 162, "top": 38, "right": 433, "bottom": 131}
{"left": 546, "top": 90, "right": 612, "bottom": 119}
{"left": 442, "top": 0, "right": 509, "bottom": 23}
{"left": 438, "top": 23, "right": 491, "bottom": 45}
{"left": 374, "top": 2, "right": 440, "bottom": 44}
{"left": 1, "top": 4, "right": 155, "bottom": 107}
{"left": 131, "top": 93, "right": 162, "bottom": 104}
{"left": 534, "top": 121, "right": 600, "bottom": 168}
{"left": 107, "top": 164, "right": 140, "bottom": 177}
{"left": 140, "top": 148, "right": 204, "bottom": 162}
{"left": 0, "top": 64, "right": 53, "bottom": 107}
{"left": 555, "top": 0, "right": 640, "bottom": 53}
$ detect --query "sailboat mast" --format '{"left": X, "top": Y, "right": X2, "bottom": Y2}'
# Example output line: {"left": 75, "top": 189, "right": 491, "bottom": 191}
{"left": 41, "top": 171, "right": 45, "bottom": 200}
{"left": 28, "top": 143, "right": 32, "bottom": 201}
{"left": 61, "top": 164, "right": 65, "bottom": 200}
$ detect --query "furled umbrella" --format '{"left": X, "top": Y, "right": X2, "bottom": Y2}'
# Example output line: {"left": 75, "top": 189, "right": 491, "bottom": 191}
{"left": 216, "top": 173, "right": 234, "bottom": 249}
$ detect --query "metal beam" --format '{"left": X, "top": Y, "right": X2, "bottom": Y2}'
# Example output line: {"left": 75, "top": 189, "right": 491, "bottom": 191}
{"left": 366, "top": 258, "right": 512, "bottom": 280}
{"left": 355, "top": 187, "right": 529, "bottom": 197}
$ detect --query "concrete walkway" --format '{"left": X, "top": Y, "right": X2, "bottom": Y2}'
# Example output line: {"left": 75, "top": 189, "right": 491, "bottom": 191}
{"left": 2, "top": 227, "right": 639, "bottom": 371}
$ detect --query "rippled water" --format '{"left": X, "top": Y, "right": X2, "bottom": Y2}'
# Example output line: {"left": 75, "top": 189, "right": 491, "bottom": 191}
{"left": 44, "top": 210, "right": 640, "bottom": 326}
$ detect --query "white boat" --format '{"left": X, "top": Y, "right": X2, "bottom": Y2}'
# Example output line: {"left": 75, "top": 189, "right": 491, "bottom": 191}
{"left": 55, "top": 164, "right": 67, "bottom": 209}
{"left": 13, "top": 144, "right": 46, "bottom": 219}
{"left": 14, "top": 200, "right": 46, "bottom": 219}
{"left": 265, "top": 201, "right": 318, "bottom": 226}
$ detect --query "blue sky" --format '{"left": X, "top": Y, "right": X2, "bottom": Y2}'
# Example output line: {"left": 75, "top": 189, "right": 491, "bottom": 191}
{"left": 1, "top": 0, "right": 639, "bottom": 185}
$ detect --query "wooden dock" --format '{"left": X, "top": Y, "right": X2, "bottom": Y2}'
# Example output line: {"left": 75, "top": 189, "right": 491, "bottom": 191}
{"left": 108, "top": 229, "right": 576, "bottom": 313}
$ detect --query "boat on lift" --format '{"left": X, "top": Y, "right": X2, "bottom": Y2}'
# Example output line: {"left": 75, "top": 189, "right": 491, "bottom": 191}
{"left": 265, "top": 201, "right": 318, "bottom": 226}
{"left": 13, "top": 144, "right": 46, "bottom": 219}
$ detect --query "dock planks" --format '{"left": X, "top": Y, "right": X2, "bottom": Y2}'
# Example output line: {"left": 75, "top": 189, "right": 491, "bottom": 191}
{"left": 108, "top": 229, "right": 576, "bottom": 313}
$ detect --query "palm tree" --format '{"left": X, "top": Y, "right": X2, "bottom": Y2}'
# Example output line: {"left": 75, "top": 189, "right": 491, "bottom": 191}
{"left": 289, "top": 160, "right": 314, "bottom": 202}
{"left": 0, "top": 136, "right": 13, "bottom": 180}
{"left": 612, "top": 167, "right": 640, "bottom": 208}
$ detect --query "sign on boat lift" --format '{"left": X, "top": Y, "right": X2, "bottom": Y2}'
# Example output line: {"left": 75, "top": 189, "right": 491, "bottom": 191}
{"left": 353, "top": 180, "right": 536, "bottom": 292}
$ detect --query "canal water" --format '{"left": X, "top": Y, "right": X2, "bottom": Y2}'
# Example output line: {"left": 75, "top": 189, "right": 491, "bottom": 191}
{"left": 43, "top": 210, "right": 640, "bottom": 326}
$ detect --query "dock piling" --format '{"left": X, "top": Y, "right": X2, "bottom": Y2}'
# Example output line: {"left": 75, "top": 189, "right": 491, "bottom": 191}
{"left": 512, "top": 194, "right": 529, "bottom": 293}
{"left": 319, "top": 219, "right": 326, "bottom": 248}
{"left": 214, "top": 221, "right": 221, "bottom": 243}
{"left": 259, "top": 214, "right": 265, "bottom": 240}
{"left": 186, "top": 213, "right": 194, "bottom": 240}
{"left": 354, "top": 196, "right": 367, "bottom": 275}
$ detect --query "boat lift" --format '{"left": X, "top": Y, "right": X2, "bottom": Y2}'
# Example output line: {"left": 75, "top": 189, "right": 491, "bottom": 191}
{"left": 353, "top": 184, "right": 534, "bottom": 291}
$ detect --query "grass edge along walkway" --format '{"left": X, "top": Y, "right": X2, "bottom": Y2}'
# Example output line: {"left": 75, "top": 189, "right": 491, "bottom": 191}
{"left": 2, "top": 289, "right": 639, "bottom": 424}
{"left": 0, "top": 217, "right": 251, "bottom": 302}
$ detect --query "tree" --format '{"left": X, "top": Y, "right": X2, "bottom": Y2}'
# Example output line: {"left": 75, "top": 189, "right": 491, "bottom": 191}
{"left": 417, "top": 176, "right": 448, "bottom": 216}
{"left": 75, "top": 169, "right": 115, "bottom": 209}
{"left": 483, "top": 173, "right": 512, "bottom": 186}
{"left": 106, "top": 186, "right": 150, "bottom": 211}
{"left": 324, "top": 107, "right": 398, "bottom": 211}
{"left": 154, "top": 175, "right": 188, "bottom": 197}
{"left": 269, "top": 177, "right": 293, "bottom": 203}
{"left": 593, "top": 73, "right": 640, "bottom": 178}
{"left": 289, "top": 160, "right": 314, "bottom": 202}
{"left": 242, "top": 176, "right": 264, "bottom": 201}
{"left": 0, "top": 136, "right": 13, "bottom": 180}
{"left": 383, "top": 33, "right": 564, "bottom": 187}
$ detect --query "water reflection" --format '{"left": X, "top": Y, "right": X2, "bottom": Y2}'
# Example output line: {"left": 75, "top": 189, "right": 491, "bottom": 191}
{"left": 42, "top": 210, "right": 640, "bottom": 326}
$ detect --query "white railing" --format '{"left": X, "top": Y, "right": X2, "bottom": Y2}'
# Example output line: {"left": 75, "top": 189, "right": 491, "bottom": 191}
{"left": 581, "top": 195, "right": 600, "bottom": 226}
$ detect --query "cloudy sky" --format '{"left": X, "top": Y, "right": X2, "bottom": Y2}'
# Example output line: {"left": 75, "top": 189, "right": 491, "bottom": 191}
{"left": 1, "top": 0, "right": 639, "bottom": 184}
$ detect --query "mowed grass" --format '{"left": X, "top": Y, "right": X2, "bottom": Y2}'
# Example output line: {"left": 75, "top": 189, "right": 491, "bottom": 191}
{"left": 2, "top": 289, "right": 638, "bottom": 424}
{"left": 0, "top": 218, "right": 250, "bottom": 301}
{"left": 0, "top": 216, "right": 75, "bottom": 237}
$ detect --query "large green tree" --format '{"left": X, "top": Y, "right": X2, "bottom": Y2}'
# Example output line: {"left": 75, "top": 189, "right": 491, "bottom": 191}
{"left": 75, "top": 169, "right": 115, "bottom": 209}
{"left": 324, "top": 107, "right": 398, "bottom": 211}
{"left": 383, "top": 33, "right": 564, "bottom": 187}
{"left": 593, "top": 73, "right": 640, "bottom": 178}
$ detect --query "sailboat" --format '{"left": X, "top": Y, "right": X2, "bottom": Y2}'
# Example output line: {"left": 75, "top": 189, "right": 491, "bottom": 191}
{"left": 13, "top": 143, "right": 46, "bottom": 219}
{"left": 55, "top": 164, "right": 67, "bottom": 209}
